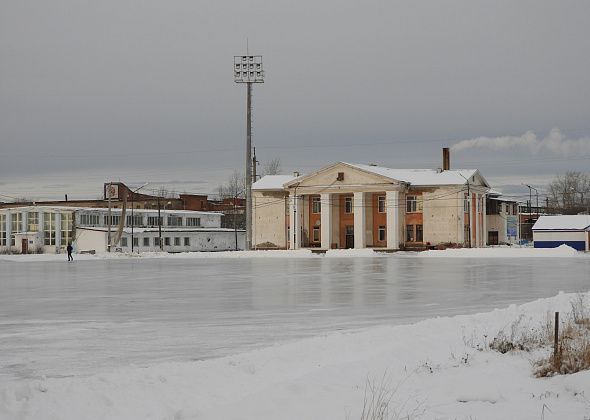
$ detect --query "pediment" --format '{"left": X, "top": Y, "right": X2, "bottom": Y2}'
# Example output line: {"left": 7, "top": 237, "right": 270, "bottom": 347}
{"left": 285, "top": 162, "right": 405, "bottom": 191}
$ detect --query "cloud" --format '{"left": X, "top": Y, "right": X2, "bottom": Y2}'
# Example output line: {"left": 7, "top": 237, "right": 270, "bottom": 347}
{"left": 451, "top": 128, "right": 590, "bottom": 157}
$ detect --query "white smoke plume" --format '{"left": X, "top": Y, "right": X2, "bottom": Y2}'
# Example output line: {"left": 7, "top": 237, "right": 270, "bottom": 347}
{"left": 451, "top": 128, "right": 590, "bottom": 157}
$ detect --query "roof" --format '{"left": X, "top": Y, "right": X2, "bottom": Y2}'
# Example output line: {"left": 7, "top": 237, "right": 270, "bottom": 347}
{"left": 343, "top": 163, "right": 484, "bottom": 187}
{"left": 0, "top": 205, "right": 222, "bottom": 216}
{"left": 252, "top": 175, "right": 299, "bottom": 191}
{"left": 532, "top": 215, "right": 590, "bottom": 231}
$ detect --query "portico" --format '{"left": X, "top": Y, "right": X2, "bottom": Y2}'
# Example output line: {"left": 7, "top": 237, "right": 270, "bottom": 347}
{"left": 284, "top": 163, "right": 406, "bottom": 250}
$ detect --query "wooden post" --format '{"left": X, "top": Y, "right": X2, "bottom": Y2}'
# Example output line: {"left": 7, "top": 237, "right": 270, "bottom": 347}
{"left": 554, "top": 311, "right": 559, "bottom": 366}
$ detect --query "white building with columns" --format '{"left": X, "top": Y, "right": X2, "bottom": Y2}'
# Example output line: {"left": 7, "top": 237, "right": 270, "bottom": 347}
{"left": 252, "top": 162, "right": 490, "bottom": 250}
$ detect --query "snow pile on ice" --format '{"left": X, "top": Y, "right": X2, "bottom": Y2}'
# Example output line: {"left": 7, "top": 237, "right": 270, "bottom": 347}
{"left": 2, "top": 291, "right": 589, "bottom": 420}
{"left": 325, "top": 248, "right": 380, "bottom": 258}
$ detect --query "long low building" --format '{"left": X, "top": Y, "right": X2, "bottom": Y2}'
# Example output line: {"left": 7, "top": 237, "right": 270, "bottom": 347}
{"left": 253, "top": 155, "right": 491, "bottom": 250}
{"left": 532, "top": 215, "right": 590, "bottom": 251}
{"left": 0, "top": 206, "right": 245, "bottom": 254}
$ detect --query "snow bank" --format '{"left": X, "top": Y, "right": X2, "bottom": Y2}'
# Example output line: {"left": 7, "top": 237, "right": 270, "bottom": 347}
{"left": 2, "top": 291, "right": 589, "bottom": 420}
{"left": 2, "top": 244, "right": 587, "bottom": 263}
{"left": 415, "top": 244, "right": 582, "bottom": 258}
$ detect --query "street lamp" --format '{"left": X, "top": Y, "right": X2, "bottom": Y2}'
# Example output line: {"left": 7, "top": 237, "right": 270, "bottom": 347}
{"left": 234, "top": 54, "right": 264, "bottom": 251}
{"left": 523, "top": 184, "right": 538, "bottom": 220}
{"left": 130, "top": 183, "right": 149, "bottom": 253}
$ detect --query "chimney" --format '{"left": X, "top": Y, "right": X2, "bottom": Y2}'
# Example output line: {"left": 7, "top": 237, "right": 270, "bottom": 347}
{"left": 442, "top": 147, "right": 450, "bottom": 171}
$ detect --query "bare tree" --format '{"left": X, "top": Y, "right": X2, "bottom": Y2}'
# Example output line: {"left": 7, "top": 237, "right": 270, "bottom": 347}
{"left": 547, "top": 171, "right": 590, "bottom": 214}
{"left": 261, "top": 158, "right": 282, "bottom": 176}
{"left": 217, "top": 170, "right": 245, "bottom": 200}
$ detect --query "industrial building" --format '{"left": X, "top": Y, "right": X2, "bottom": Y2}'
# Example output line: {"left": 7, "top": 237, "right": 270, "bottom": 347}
{"left": 252, "top": 150, "right": 491, "bottom": 250}
{"left": 532, "top": 215, "right": 590, "bottom": 251}
{"left": 0, "top": 205, "right": 244, "bottom": 254}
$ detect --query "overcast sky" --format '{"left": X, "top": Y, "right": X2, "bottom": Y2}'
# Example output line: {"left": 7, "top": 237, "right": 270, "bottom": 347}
{"left": 1, "top": 0, "right": 589, "bottom": 202}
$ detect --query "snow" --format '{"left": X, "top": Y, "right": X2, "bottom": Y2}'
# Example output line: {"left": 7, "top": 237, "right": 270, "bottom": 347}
{"left": 415, "top": 244, "right": 582, "bottom": 258}
{"left": 1, "top": 251, "right": 590, "bottom": 419}
{"left": 532, "top": 214, "right": 590, "bottom": 231}
{"left": 252, "top": 175, "right": 298, "bottom": 191}
{"left": 345, "top": 163, "right": 481, "bottom": 186}
{"left": 2, "top": 291, "right": 589, "bottom": 419}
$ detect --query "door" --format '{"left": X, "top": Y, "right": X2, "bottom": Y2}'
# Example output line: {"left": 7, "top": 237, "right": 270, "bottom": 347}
{"left": 488, "top": 231, "right": 499, "bottom": 246}
{"left": 345, "top": 225, "right": 354, "bottom": 249}
{"left": 21, "top": 239, "right": 28, "bottom": 254}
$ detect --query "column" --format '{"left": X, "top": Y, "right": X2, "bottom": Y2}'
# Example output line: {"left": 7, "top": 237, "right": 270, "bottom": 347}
{"left": 320, "top": 193, "right": 332, "bottom": 250}
{"left": 482, "top": 195, "right": 487, "bottom": 246}
{"left": 55, "top": 212, "right": 62, "bottom": 250}
{"left": 475, "top": 194, "right": 481, "bottom": 247}
{"left": 386, "top": 191, "right": 400, "bottom": 249}
{"left": 6, "top": 213, "right": 11, "bottom": 248}
{"left": 21, "top": 211, "right": 28, "bottom": 232}
{"left": 353, "top": 192, "right": 366, "bottom": 248}
{"left": 289, "top": 192, "right": 303, "bottom": 249}
{"left": 469, "top": 193, "right": 475, "bottom": 247}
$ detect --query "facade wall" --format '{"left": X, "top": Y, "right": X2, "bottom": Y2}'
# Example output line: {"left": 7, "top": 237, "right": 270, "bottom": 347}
{"left": 422, "top": 188, "right": 461, "bottom": 245}
{"left": 252, "top": 191, "right": 288, "bottom": 249}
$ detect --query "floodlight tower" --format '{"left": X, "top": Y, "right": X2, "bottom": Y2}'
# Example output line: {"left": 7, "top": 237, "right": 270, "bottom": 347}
{"left": 234, "top": 54, "right": 264, "bottom": 250}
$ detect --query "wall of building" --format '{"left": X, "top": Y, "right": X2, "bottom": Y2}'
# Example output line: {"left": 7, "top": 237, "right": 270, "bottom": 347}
{"left": 533, "top": 230, "right": 587, "bottom": 251}
{"left": 422, "top": 188, "right": 461, "bottom": 245}
{"left": 252, "top": 191, "right": 288, "bottom": 249}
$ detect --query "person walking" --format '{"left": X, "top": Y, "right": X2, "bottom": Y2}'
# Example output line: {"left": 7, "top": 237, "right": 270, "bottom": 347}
{"left": 67, "top": 243, "right": 74, "bottom": 262}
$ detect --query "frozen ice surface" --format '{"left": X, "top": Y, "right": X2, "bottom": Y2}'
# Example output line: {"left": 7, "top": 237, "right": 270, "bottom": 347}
{"left": 1, "top": 252, "right": 589, "bottom": 381}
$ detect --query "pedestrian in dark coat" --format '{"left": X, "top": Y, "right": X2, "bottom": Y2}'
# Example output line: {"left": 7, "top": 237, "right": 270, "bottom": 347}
{"left": 67, "top": 243, "right": 73, "bottom": 261}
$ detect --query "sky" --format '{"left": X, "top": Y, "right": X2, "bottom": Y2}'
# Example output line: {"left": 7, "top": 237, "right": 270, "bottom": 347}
{"left": 1, "top": 0, "right": 589, "bottom": 203}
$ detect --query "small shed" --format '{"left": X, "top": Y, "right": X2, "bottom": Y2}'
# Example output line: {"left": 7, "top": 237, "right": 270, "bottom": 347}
{"left": 532, "top": 215, "right": 590, "bottom": 251}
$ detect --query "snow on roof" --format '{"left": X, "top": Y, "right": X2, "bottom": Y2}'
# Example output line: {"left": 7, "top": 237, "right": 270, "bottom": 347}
{"left": 345, "top": 163, "right": 480, "bottom": 186}
{"left": 0, "top": 205, "right": 222, "bottom": 216}
{"left": 532, "top": 215, "right": 590, "bottom": 231}
{"left": 253, "top": 175, "right": 299, "bottom": 191}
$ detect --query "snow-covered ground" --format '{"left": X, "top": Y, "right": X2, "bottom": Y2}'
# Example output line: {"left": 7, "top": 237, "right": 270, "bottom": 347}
{"left": 1, "top": 247, "right": 589, "bottom": 419}
{"left": 2, "top": 291, "right": 589, "bottom": 419}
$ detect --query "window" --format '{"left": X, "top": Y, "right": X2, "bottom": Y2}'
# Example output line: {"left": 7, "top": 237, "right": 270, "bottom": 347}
{"left": 406, "top": 196, "right": 422, "bottom": 213}
{"left": 174, "top": 237, "right": 180, "bottom": 246}
{"left": 0, "top": 214, "right": 6, "bottom": 246}
{"left": 464, "top": 194, "right": 470, "bottom": 213}
{"left": 186, "top": 217, "right": 201, "bottom": 227}
{"left": 312, "top": 226, "right": 320, "bottom": 242}
{"left": 44, "top": 212, "right": 56, "bottom": 245}
{"left": 147, "top": 216, "right": 162, "bottom": 226}
{"left": 61, "top": 213, "right": 73, "bottom": 247}
{"left": 344, "top": 197, "right": 353, "bottom": 214}
{"left": 165, "top": 237, "right": 171, "bottom": 246}
{"left": 80, "top": 214, "right": 100, "bottom": 226}
{"left": 133, "top": 237, "right": 139, "bottom": 247}
{"left": 406, "top": 224, "right": 414, "bottom": 242}
{"left": 378, "top": 225, "right": 386, "bottom": 242}
{"left": 121, "top": 237, "right": 128, "bottom": 247}
{"left": 126, "top": 215, "right": 143, "bottom": 227}
{"left": 143, "top": 237, "right": 150, "bottom": 246}
{"left": 167, "top": 216, "right": 183, "bottom": 226}
{"left": 154, "top": 237, "right": 160, "bottom": 246}
{"left": 378, "top": 196, "right": 385, "bottom": 213}
{"left": 28, "top": 212, "right": 39, "bottom": 232}
{"left": 104, "top": 215, "right": 121, "bottom": 226}
{"left": 184, "top": 237, "right": 190, "bottom": 246}
{"left": 311, "top": 197, "right": 321, "bottom": 214}
{"left": 416, "top": 224, "right": 423, "bottom": 242}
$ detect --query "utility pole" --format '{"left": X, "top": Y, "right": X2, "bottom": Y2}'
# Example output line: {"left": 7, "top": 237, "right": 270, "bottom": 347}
{"left": 234, "top": 54, "right": 264, "bottom": 251}
{"left": 459, "top": 173, "right": 471, "bottom": 248}
{"left": 252, "top": 147, "right": 258, "bottom": 183}
{"left": 130, "top": 183, "right": 149, "bottom": 253}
